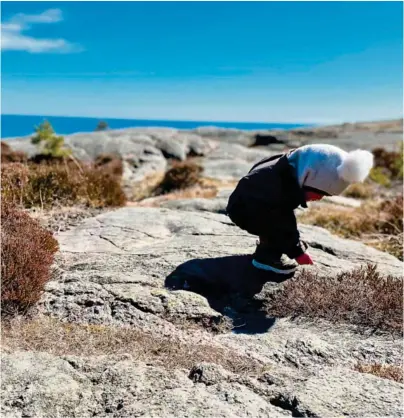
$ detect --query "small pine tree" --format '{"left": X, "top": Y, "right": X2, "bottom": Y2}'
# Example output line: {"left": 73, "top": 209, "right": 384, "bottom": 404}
{"left": 31, "top": 120, "right": 71, "bottom": 158}
{"left": 95, "top": 120, "right": 109, "bottom": 131}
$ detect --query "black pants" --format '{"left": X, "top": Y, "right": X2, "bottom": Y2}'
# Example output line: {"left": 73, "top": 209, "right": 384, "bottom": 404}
{"left": 226, "top": 197, "right": 306, "bottom": 259}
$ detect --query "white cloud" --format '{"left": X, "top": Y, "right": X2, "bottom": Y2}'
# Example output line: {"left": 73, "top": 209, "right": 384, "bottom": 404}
{"left": 1, "top": 8, "right": 82, "bottom": 53}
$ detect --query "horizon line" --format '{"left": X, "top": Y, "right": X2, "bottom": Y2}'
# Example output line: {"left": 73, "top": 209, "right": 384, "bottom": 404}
{"left": 2, "top": 112, "right": 403, "bottom": 127}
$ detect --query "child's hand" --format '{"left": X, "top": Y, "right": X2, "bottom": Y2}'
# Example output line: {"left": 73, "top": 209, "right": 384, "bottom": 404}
{"left": 295, "top": 252, "right": 314, "bottom": 265}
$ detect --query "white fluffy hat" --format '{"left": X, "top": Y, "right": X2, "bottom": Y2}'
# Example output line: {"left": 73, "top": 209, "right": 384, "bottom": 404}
{"left": 288, "top": 144, "right": 374, "bottom": 196}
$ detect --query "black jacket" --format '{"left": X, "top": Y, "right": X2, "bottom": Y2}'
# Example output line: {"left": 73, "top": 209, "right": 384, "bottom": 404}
{"left": 226, "top": 152, "right": 308, "bottom": 258}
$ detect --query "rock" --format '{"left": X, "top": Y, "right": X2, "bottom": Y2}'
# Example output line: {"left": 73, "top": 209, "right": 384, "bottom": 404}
{"left": 3, "top": 122, "right": 404, "bottom": 417}
{"left": 191, "top": 126, "right": 254, "bottom": 146}
{"left": 1, "top": 351, "right": 289, "bottom": 418}
{"left": 202, "top": 159, "right": 253, "bottom": 180}
{"left": 38, "top": 207, "right": 402, "bottom": 334}
{"left": 161, "top": 197, "right": 228, "bottom": 214}
{"left": 189, "top": 363, "right": 232, "bottom": 385}
{"left": 3, "top": 206, "right": 403, "bottom": 417}
{"left": 299, "top": 223, "right": 402, "bottom": 276}
{"left": 146, "top": 129, "right": 217, "bottom": 161}
{"left": 322, "top": 195, "right": 362, "bottom": 208}
{"left": 252, "top": 133, "right": 285, "bottom": 147}
{"left": 205, "top": 143, "right": 273, "bottom": 162}
{"left": 270, "top": 368, "right": 403, "bottom": 417}
{"left": 200, "top": 143, "right": 276, "bottom": 180}
{"left": 1, "top": 351, "right": 98, "bottom": 417}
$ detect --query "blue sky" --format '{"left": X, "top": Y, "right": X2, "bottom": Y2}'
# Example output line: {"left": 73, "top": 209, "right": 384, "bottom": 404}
{"left": 1, "top": 1, "right": 403, "bottom": 123}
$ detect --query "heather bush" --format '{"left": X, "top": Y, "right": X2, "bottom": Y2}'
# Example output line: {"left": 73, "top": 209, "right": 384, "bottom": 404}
{"left": 267, "top": 264, "right": 402, "bottom": 332}
{"left": 157, "top": 161, "right": 203, "bottom": 194}
{"left": 1, "top": 162, "right": 126, "bottom": 209}
{"left": 94, "top": 153, "right": 124, "bottom": 177}
{"left": 370, "top": 144, "right": 403, "bottom": 186}
{"left": 84, "top": 168, "right": 127, "bottom": 208}
{"left": 342, "top": 182, "right": 375, "bottom": 199}
{"left": 372, "top": 145, "right": 403, "bottom": 180}
{"left": 1, "top": 201, "right": 59, "bottom": 315}
{"left": 1, "top": 141, "right": 27, "bottom": 164}
{"left": 354, "top": 363, "right": 403, "bottom": 383}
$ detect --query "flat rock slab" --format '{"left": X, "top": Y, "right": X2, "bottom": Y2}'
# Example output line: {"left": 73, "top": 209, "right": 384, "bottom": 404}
{"left": 40, "top": 206, "right": 402, "bottom": 341}
{"left": 4, "top": 207, "right": 402, "bottom": 418}
{"left": 1, "top": 351, "right": 290, "bottom": 418}
{"left": 57, "top": 207, "right": 402, "bottom": 277}
{"left": 39, "top": 207, "right": 402, "bottom": 334}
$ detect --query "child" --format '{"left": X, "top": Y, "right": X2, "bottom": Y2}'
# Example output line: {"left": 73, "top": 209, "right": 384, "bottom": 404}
{"left": 226, "top": 144, "right": 374, "bottom": 274}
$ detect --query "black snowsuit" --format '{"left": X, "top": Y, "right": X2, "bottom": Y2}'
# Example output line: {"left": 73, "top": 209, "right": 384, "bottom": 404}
{"left": 226, "top": 152, "right": 308, "bottom": 259}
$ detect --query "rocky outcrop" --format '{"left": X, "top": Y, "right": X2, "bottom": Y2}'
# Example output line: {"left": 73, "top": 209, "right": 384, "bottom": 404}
{"left": 2, "top": 206, "right": 403, "bottom": 417}
{"left": 2, "top": 120, "right": 403, "bottom": 417}
{"left": 3, "top": 350, "right": 403, "bottom": 418}
{"left": 5, "top": 122, "right": 402, "bottom": 194}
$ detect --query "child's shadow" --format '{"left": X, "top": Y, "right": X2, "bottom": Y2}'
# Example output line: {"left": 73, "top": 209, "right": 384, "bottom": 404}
{"left": 165, "top": 255, "right": 294, "bottom": 334}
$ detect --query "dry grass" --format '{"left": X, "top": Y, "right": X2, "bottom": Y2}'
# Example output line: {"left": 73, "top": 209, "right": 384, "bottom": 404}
{"left": 342, "top": 182, "right": 375, "bottom": 199}
{"left": 28, "top": 205, "right": 106, "bottom": 233}
{"left": 365, "top": 234, "right": 403, "bottom": 263}
{"left": 1, "top": 141, "right": 27, "bottom": 163}
{"left": 299, "top": 196, "right": 403, "bottom": 260}
{"left": 129, "top": 165, "right": 236, "bottom": 204}
{"left": 130, "top": 172, "right": 166, "bottom": 201}
{"left": 266, "top": 265, "right": 403, "bottom": 333}
{"left": 369, "top": 145, "right": 403, "bottom": 187}
{"left": 94, "top": 153, "right": 124, "bottom": 177}
{"left": 372, "top": 146, "right": 403, "bottom": 180}
{"left": 1, "top": 317, "right": 263, "bottom": 375}
{"left": 156, "top": 161, "right": 203, "bottom": 194}
{"left": 1, "top": 161, "right": 126, "bottom": 209}
{"left": 1, "top": 201, "right": 59, "bottom": 316}
{"left": 132, "top": 184, "right": 218, "bottom": 208}
{"left": 355, "top": 363, "right": 403, "bottom": 383}
{"left": 198, "top": 177, "right": 238, "bottom": 189}
{"left": 129, "top": 174, "right": 238, "bottom": 207}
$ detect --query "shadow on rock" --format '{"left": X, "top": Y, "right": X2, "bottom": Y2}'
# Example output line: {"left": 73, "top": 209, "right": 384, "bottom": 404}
{"left": 165, "top": 255, "right": 294, "bottom": 334}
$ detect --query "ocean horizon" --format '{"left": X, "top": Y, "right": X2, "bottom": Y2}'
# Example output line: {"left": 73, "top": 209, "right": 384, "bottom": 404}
{"left": 1, "top": 114, "right": 311, "bottom": 139}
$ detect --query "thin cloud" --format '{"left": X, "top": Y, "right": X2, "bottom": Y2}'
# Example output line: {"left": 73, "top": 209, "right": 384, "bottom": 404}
{"left": 1, "top": 8, "right": 82, "bottom": 53}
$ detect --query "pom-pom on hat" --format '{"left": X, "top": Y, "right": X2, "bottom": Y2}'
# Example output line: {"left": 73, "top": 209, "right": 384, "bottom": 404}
{"left": 288, "top": 144, "right": 374, "bottom": 196}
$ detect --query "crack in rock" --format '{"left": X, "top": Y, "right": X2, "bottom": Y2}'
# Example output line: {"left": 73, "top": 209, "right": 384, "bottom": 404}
{"left": 307, "top": 242, "right": 337, "bottom": 256}
{"left": 270, "top": 393, "right": 317, "bottom": 417}
{"left": 98, "top": 235, "right": 127, "bottom": 252}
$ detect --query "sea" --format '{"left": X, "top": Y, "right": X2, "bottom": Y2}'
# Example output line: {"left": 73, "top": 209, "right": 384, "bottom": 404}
{"left": 1, "top": 114, "right": 310, "bottom": 139}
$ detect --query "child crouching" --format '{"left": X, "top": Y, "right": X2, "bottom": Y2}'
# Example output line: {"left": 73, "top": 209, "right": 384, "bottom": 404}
{"left": 226, "top": 144, "right": 373, "bottom": 274}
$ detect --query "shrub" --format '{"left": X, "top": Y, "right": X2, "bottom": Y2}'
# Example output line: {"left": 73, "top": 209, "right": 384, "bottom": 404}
{"left": 2, "top": 163, "right": 80, "bottom": 208}
{"left": 299, "top": 196, "right": 403, "bottom": 260}
{"left": 94, "top": 153, "right": 123, "bottom": 177}
{"left": 157, "top": 161, "right": 203, "bottom": 194}
{"left": 1, "top": 142, "right": 27, "bottom": 164}
{"left": 95, "top": 120, "right": 109, "bottom": 131}
{"left": 1, "top": 163, "right": 30, "bottom": 207}
{"left": 372, "top": 145, "right": 403, "bottom": 180}
{"left": 342, "top": 182, "right": 375, "bottom": 199}
{"left": 370, "top": 144, "right": 403, "bottom": 186}
{"left": 369, "top": 167, "right": 392, "bottom": 187}
{"left": 84, "top": 169, "right": 127, "bottom": 208}
{"left": 1, "top": 162, "right": 126, "bottom": 209}
{"left": 31, "top": 120, "right": 71, "bottom": 158}
{"left": 354, "top": 363, "right": 403, "bottom": 383}
{"left": 1, "top": 201, "right": 59, "bottom": 315}
{"left": 377, "top": 195, "right": 403, "bottom": 234}
{"left": 266, "top": 264, "right": 402, "bottom": 332}
{"left": 28, "top": 153, "right": 65, "bottom": 165}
